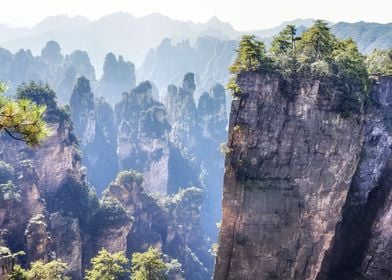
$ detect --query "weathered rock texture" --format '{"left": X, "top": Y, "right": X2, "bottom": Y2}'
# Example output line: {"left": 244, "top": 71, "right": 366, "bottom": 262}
{"left": 88, "top": 171, "right": 211, "bottom": 279}
{"left": 318, "top": 76, "right": 392, "bottom": 280}
{"left": 0, "top": 86, "right": 213, "bottom": 279}
{"left": 214, "top": 72, "right": 375, "bottom": 280}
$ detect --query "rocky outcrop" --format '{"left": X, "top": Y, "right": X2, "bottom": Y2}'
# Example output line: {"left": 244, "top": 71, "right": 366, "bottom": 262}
{"left": 115, "top": 81, "right": 172, "bottom": 193}
{"left": 88, "top": 170, "right": 211, "bottom": 280}
{"left": 96, "top": 52, "right": 136, "bottom": 105}
{"left": 214, "top": 72, "right": 366, "bottom": 280}
{"left": 0, "top": 41, "right": 96, "bottom": 104}
{"left": 70, "top": 76, "right": 118, "bottom": 192}
{"left": 139, "top": 37, "right": 237, "bottom": 98}
{"left": 0, "top": 86, "right": 95, "bottom": 277}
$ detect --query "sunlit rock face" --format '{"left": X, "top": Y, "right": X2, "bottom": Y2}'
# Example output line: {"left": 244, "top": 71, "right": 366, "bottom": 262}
{"left": 115, "top": 81, "right": 172, "bottom": 193}
{"left": 214, "top": 72, "right": 367, "bottom": 280}
{"left": 318, "top": 76, "right": 392, "bottom": 280}
{"left": 0, "top": 89, "right": 92, "bottom": 278}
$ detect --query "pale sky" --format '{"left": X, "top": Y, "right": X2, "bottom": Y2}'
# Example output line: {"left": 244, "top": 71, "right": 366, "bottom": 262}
{"left": 1, "top": 0, "right": 391, "bottom": 30}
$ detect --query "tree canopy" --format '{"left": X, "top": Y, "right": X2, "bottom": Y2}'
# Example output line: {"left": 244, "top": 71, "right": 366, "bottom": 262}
{"left": 270, "top": 25, "right": 300, "bottom": 55}
{"left": 85, "top": 249, "right": 129, "bottom": 280}
{"left": 0, "top": 83, "right": 48, "bottom": 146}
{"left": 7, "top": 259, "right": 69, "bottom": 280}
{"left": 297, "top": 20, "right": 336, "bottom": 62}
{"left": 366, "top": 48, "right": 392, "bottom": 76}
{"left": 131, "top": 247, "right": 167, "bottom": 280}
{"left": 229, "top": 35, "right": 270, "bottom": 74}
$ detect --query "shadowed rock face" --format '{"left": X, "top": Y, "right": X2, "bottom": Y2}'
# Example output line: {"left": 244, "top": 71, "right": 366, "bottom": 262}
{"left": 318, "top": 76, "right": 392, "bottom": 280}
{"left": 214, "top": 72, "right": 365, "bottom": 280}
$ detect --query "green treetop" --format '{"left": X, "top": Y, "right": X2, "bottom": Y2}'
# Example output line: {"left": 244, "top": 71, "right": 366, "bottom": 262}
{"left": 229, "top": 35, "right": 269, "bottom": 74}
{"left": 366, "top": 48, "right": 392, "bottom": 76}
{"left": 131, "top": 247, "right": 167, "bottom": 280}
{"left": 27, "top": 259, "right": 69, "bottom": 280}
{"left": 332, "top": 38, "right": 368, "bottom": 87}
{"left": 8, "top": 259, "right": 70, "bottom": 280}
{"left": 0, "top": 83, "right": 48, "bottom": 146}
{"left": 85, "top": 249, "right": 129, "bottom": 280}
{"left": 270, "top": 25, "right": 300, "bottom": 55}
{"left": 227, "top": 35, "right": 271, "bottom": 96}
{"left": 298, "top": 20, "right": 336, "bottom": 62}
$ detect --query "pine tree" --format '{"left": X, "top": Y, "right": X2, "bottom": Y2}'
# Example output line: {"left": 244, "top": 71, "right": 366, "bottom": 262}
{"left": 270, "top": 25, "right": 300, "bottom": 55}
{"left": 85, "top": 249, "right": 129, "bottom": 280}
{"left": 0, "top": 83, "right": 48, "bottom": 146}
{"left": 131, "top": 247, "right": 166, "bottom": 280}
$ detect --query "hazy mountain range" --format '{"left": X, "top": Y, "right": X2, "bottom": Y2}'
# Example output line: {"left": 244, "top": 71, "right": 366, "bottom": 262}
{"left": 0, "top": 13, "right": 391, "bottom": 77}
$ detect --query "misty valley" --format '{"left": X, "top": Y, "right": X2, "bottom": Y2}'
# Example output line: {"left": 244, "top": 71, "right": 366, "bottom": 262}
{"left": 0, "top": 12, "right": 391, "bottom": 280}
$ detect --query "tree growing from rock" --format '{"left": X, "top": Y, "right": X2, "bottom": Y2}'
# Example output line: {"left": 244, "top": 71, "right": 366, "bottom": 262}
{"left": 366, "top": 48, "right": 392, "bottom": 76}
{"left": 0, "top": 83, "right": 48, "bottom": 146}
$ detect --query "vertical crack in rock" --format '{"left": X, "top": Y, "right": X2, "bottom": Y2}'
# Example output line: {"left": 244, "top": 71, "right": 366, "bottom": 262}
{"left": 214, "top": 72, "right": 365, "bottom": 280}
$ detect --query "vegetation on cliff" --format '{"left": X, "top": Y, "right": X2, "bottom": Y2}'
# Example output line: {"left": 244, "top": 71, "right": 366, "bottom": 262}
{"left": 228, "top": 20, "right": 371, "bottom": 116}
{"left": 366, "top": 48, "right": 392, "bottom": 76}
{"left": 0, "top": 83, "right": 48, "bottom": 146}
{"left": 16, "top": 81, "right": 70, "bottom": 123}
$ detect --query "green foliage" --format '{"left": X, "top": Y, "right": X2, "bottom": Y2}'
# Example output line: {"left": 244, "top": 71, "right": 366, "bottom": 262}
{"left": 209, "top": 243, "right": 219, "bottom": 257}
{"left": 229, "top": 35, "right": 270, "bottom": 74}
{"left": 131, "top": 247, "right": 167, "bottom": 280}
{"left": 85, "top": 249, "right": 129, "bottom": 280}
{"left": 297, "top": 20, "right": 336, "bottom": 62}
{"left": 116, "top": 170, "right": 144, "bottom": 186}
{"left": 0, "top": 83, "right": 48, "bottom": 146}
{"left": 164, "top": 259, "right": 184, "bottom": 280}
{"left": 172, "top": 187, "right": 203, "bottom": 205}
{"left": 96, "top": 196, "right": 129, "bottom": 226}
{"left": 229, "top": 20, "right": 370, "bottom": 117}
{"left": 270, "top": 25, "right": 300, "bottom": 55}
{"left": 26, "top": 259, "right": 69, "bottom": 280}
{"left": 7, "top": 265, "right": 28, "bottom": 280}
{"left": 332, "top": 38, "right": 368, "bottom": 85}
{"left": 226, "top": 76, "right": 241, "bottom": 97}
{"left": 366, "top": 48, "right": 392, "bottom": 76}
{"left": 16, "top": 81, "right": 69, "bottom": 124}
{"left": 219, "top": 143, "right": 231, "bottom": 155}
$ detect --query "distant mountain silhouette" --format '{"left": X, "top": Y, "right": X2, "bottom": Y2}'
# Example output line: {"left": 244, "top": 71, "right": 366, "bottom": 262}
{"left": 0, "top": 13, "right": 391, "bottom": 77}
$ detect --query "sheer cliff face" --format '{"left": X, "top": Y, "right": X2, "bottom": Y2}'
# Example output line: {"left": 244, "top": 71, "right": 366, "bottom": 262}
{"left": 214, "top": 72, "right": 365, "bottom": 280}
{"left": 70, "top": 77, "right": 118, "bottom": 192}
{"left": 0, "top": 103, "right": 88, "bottom": 278}
{"left": 318, "top": 76, "right": 392, "bottom": 280}
{"left": 115, "top": 81, "right": 171, "bottom": 193}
